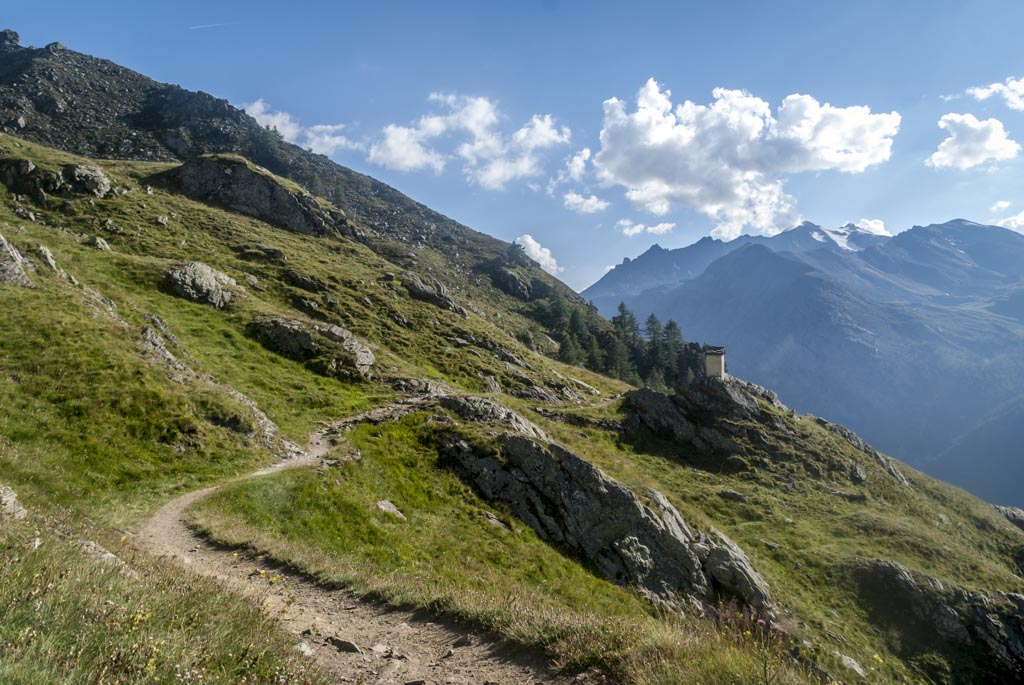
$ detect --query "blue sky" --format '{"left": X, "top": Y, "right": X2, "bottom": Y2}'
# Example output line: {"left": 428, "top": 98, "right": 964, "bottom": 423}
{"left": 7, "top": 1, "right": 1024, "bottom": 289}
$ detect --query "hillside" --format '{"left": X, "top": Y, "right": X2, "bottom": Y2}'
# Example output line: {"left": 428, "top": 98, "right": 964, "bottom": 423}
{"left": 584, "top": 220, "right": 1024, "bottom": 508}
{"left": 2, "top": 30, "right": 1024, "bottom": 685}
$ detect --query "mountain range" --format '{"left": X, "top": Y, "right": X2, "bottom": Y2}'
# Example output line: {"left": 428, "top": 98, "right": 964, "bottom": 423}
{"left": 584, "top": 219, "right": 1024, "bottom": 506}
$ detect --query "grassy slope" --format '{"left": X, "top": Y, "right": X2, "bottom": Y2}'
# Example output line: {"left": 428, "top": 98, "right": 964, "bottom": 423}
{"left": 0, "top": 513, "right": 326, "bottom": 685}
{"left": 0, "top": 136, "right": 813, "bottom": 683}
{"left": 5, "top": 134, "right": 1023, "bottom": 683}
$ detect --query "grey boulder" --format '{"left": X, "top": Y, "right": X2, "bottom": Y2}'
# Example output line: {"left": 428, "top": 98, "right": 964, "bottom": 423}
{"left": 165, "top": 261, "right": 236, "bottom": 309}
{"left": 0, "top": 233, "right": 33, "bottom": 287}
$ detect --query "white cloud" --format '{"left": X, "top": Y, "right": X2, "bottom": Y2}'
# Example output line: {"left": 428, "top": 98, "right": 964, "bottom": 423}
{"left": 368, "top": 94, "right": 570, "bottom": 188}
{"left": 566, "top": 148, "right": 591, "bottom": 182}
{"left": 854, "top": 218, "right": 892, "bottom": 236}
{"left": 997, "top": 210, "right": 1024, "bottom": 232}
{"left": 593, "top": 78, "right": 901, "bottom": 239}
{"left": 616, "top": 218, "right": 676, "bottom": 237}
{"left": 967, "top": 76, "right": 1024, "bottom": 111}
{"left": 546, "top": 147, "right": 593, "bottom": 195}
{"left": 368, "top": 124, "right": 446, "bottom": 173}
{"left": 992, "top": 200, "right": 1012, "bottom": 213}
{"left": 244, "top": 99, "right": 363, "bottom": 157}
{"left": 603, "top": 264, "right": 616, "bottom": 273}
{"left": 515, "top": 234, "right": 563, "bottom": 275}
{"left": 304, "top": 124, "right": 363, "bottom": 155}
{"left": 926, "top": 113, "right": 1020, "bottom": 170}
{"left": 563, "top": 191, "right": 610, "bottom": 214}
{"left": 244, "top": 99, "right": 303, "bottom": 142}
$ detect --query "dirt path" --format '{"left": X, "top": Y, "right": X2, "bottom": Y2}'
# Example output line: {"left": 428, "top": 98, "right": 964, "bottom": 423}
{"left": 137, "top": 401, "right": 576, "bottom": 685}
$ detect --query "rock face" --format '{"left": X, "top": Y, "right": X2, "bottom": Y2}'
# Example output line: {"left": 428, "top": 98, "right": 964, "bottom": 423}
{"left": 164, "top": 261, "right": 236, "bottom": 309}
{"left": 442, "top": 428, "right": 771, "bottom": 611}
{"left": 0, "top": 233, "right": 33, "bottom": 287}
{"left": 850, "top": 559, "right": 1024, "bottom": 681}
{"left": 250, "top": 317, "right": 374, "bottom": 379}
{"left": 159, "top": 156, "right": 349, "bottom": 238}
{"left": 401, "top": 272, "right": 466, "bottom": 316}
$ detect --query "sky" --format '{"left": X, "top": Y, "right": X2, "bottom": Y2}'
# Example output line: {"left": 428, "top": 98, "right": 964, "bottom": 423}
{"left": 7, "top": 1, "right": 1024, "bottom": 289}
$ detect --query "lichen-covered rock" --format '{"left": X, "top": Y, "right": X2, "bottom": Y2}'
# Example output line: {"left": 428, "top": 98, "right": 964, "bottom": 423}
{"left": 401, "top": 271, "right": 466, "bottom": 316}
{"left": 490, "top": 268, "right": 531, "bottom": 300}
{"left": 439, "top": 395, "right": 549, "bottom": 441}
{"left": 996, "top": 505, "right": 1024, "bottom": 533}
{"left": 86, "top": 235, "right": 111, "bottom": 252}
{"left": 816, "top": 417, "right": 913, "bottom": 489}
{"left": 164, "top": 261, "right": 235, "bottom": 309}
{"left": 850, "top": 558, "right": 1024, "bottom": 680}
{"left": 159, "top": 156, "right": 350, "bottom": 237}
{"left": 250, "top": 317, "right": 374, "bottom": 378}
{"left": 442, "top": 428, "right": 771, "bottom": 611}
{"left": 0, "top": 233, "right": 33, "bottom": 287}
{"left": 625, "top": 387, "right": 697, "bottom": 443}
{"left": 61, "top": 164, "right": 111, "bottom": 198}
{"left": 0, "top": 484, "right": 27, "bottom": 520}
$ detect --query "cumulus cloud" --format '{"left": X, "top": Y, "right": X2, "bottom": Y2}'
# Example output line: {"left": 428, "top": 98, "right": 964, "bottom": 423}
{"left": 992, "top": 200, "right": 1012, "bottom": 213}
{"left": 515, "top": 234, "right": 563, "bottom": 275}
{"left": 244, "top": 99, "right": 303, "bottom": 142}
{"left": 244, "top": 99, "right": 363, "bottom": 156}
{"left": 853, "top": 218, "right": 892, "bottom": 236}
{"left": 304, "top": 124, "right": 363, "bottom": 155}
{"left": 967, "top": 76, "right": 1024, "bottom": 111}
{"left": 997, "top": 210, "right": 1024, "bottom": 232}
{"left": 593, "top": 78, "right": 901, "bottom": 239}
{"left": 546, "top": 147, "right": 594, "bottom": 195}
{"left": 563, "top": 191, "right": 610, "bottom": 214}
{"left": 368, "top": 124, "right": 446, "bottom": 173}
{"left": 368, "top": 94, "right": 570, "bottom": 189}
{"left": 616, "top": 218, "right": 676, "bottom": 237}
{"left": 926, "top": 113, "right": 1020, "bottom": 170}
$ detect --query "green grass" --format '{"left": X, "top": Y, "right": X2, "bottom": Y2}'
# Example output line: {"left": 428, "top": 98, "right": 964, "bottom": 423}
{"left": 0, "top": 514, "right": 327, "bottom": 685}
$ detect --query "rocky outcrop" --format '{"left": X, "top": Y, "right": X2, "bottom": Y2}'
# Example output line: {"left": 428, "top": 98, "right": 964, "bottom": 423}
{"left": 0, "top": 158, "right": 64, "bottom": 203}
{"left": 997, "top": 505, "right": 1024, "bottom": 533}
{"left": 164, "top": 261, "right": 236, "bottom": 309}
{"left": 0, "top": 484, "right": 27, "bottom": 520}
{"left": 0, "top": 233, "right": 33, "bottom": 287}
{"left": 439, "top": 396, "right": 549, "bottom": 442}
{"left": 1, "top": 159, "right": 112, "bottom": 201}
{"left": 626, "top": 387, "right": 697, "bottom": 443}
{"left": 61, "top": 164, "right": 111, "bottom": 198}
{"left": 442, "top": 429, "right": 771, "bottom": 612}
{"left": 490, "top": 268, "right": 531, "bottom": 300}
{"left": 815, "top": 417, "right": 913, "bottom": 489}
{"left": 401, "top": 271, "right": 466, "bottom": 317}
{"left": 250, "top": 317, "right": 374, "bottom": 379}
{"left": 850, "top": 559, "right": 1024, "bottom": 681}
{"left": 158, "top": 156, "right": 350, "bottom": 238}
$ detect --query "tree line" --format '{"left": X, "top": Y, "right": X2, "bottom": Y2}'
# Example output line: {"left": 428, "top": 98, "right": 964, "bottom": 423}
{"left": 543, "top": 293, "right": 685, "bottom": 391}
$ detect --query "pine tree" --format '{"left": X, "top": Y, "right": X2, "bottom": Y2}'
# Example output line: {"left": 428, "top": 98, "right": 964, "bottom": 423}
{"left": 663, "top": 319, "right": 683, "bottom": 377}
{"left": 558, "top": 333, "right": 586, "bottom": 366}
